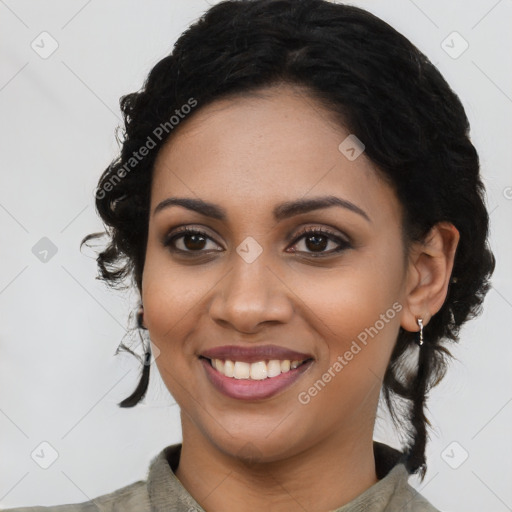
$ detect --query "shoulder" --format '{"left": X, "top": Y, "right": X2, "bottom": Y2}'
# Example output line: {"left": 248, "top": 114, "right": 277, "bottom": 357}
{"left": 373, "top": 443, "right": 441, "bottom": 512}
{"left": 385, "top": 468, "right": 441, "bottom": 512}
{"left": 397, "top": 483, "right": 441, "bottom": 512}
{"left": 1, "top": 480, "right": 149, "bottom": 512}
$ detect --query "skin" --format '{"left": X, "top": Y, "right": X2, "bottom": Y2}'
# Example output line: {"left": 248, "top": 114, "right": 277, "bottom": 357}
{"left": 141, "top": 84, "right": 459, "bottom": 512}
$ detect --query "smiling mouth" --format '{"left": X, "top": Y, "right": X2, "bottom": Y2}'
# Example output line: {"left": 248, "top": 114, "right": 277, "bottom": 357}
{"left": 199, "top": 356, "right": 313, "bottom": 380}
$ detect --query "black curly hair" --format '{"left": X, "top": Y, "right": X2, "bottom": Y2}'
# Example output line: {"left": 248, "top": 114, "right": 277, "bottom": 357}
{"left": 81, "top": 0, "right": 496, "bottom": 479}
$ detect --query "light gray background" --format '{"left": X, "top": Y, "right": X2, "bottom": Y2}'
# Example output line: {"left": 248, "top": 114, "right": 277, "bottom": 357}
{"left": 0, "top": 1, "right": 511, "bottom": 510}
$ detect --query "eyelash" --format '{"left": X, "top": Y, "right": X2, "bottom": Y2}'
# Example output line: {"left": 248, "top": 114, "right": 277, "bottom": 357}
{"left": 163, "top": 226, "right": 352, "bottom": 258}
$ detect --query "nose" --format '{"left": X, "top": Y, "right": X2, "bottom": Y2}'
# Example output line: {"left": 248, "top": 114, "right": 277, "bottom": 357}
{"left": 209, "top": 253, "right": 294, "bottom": 334}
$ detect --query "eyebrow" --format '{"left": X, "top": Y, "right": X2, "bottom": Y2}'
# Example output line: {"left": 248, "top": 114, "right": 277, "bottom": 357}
{"left": 153, "top": 195, "right": 371, "bottom": 223}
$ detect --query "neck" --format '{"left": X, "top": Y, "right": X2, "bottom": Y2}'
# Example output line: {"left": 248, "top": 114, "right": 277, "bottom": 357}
{"left": 174, "top": 419, "right": 378, "bottom": 512}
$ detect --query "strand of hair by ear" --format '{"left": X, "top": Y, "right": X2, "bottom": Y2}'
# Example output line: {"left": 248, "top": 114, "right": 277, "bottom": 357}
{"left": 118, "top": 330, "right": 152, "bottom": 407}
{"left": 404, "top": 340, "right": 432, "bottom": 478}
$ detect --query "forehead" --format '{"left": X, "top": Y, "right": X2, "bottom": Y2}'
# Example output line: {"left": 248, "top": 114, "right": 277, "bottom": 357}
{"left": 151, "top": 86, "right": 401, "bottom": 228}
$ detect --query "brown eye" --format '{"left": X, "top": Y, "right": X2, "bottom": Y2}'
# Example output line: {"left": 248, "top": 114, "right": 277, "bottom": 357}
{"left": 304, "top": 233, "right": 329, "bottom": 252}
{"left": 289, "top": 227, "right": 351, "bottom": 256}
{"left": 181, "top": 232, "right": 207, "bottom": 251}
{"left": 163, "top": 227, "right": 222, "bottom": 254}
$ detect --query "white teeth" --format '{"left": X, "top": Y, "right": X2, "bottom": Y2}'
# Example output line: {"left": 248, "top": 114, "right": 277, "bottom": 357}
{"left": 233, "top": 361, "right": 250, "bottom": 379}
{"left": 224, "top": 359, "right": 234, "bottom": 378}
{"left": 267, "top": 360, "right": 282, "bottom": 378}
{"left": 250, "top": 361, "right": 267, "bottom": 380}
{"left": 210, "top": 358, "right": 310, "bottom": 380}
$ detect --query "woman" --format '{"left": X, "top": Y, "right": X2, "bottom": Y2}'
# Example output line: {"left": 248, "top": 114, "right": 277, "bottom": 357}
{"left": 4, "top": 0, "right": 495, "bottom": 510}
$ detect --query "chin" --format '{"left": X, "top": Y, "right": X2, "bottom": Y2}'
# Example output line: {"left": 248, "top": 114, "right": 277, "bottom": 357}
{"left": 208, "top": 427, "right": 309, "bottom": 466}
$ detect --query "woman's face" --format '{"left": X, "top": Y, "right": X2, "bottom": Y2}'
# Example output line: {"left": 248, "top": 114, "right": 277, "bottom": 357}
{"left": 142, "top": 85, "right": 413, "bottom": 462}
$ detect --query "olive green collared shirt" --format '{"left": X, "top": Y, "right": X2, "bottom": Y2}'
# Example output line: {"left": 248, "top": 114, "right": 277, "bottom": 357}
{"left": 2, "top": 442, "right": 440, "bottom": 511}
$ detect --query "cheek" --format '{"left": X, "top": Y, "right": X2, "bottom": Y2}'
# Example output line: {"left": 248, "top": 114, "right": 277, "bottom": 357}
{"left": 289, "top": 254, "right": 403, "bottom": 384}
{"left": 293, "top": 273, "right": 400, "bottom": 426}
{"left": 141, "top": 245, "right": 208, "bottom": 355}
{"left": 141, "top": 256, "right": 209, "bottom": 404}
{"left": 291, "top": 258, "right": 402, "bottom": 338}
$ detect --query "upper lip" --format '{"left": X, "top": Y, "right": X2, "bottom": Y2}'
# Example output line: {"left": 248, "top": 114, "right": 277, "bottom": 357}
{"left": 200, "top": 344, "right": 314, "bottom": 363}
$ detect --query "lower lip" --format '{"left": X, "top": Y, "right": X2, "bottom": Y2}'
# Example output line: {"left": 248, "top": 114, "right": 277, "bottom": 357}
{"left": 200, "top": 358, "right": 314, "bottom": 401}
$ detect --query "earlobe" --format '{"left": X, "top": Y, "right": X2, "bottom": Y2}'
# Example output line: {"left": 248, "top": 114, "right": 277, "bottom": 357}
{"left": 400, "top": 221, "right": 460, "bottom": 333}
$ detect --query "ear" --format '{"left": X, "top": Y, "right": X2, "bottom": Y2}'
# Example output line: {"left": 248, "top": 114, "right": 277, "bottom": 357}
{"left": 400, "top": 221, "right": 460, "bottom": 333}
